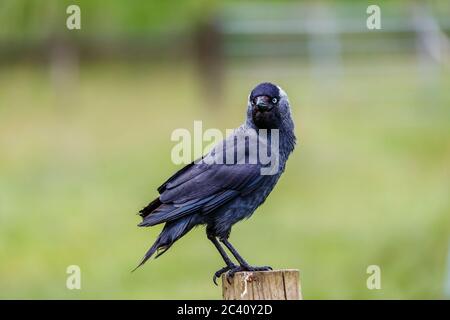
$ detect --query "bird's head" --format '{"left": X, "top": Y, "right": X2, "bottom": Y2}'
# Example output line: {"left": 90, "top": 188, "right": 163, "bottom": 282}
{"left": 247, "top": 82, "right": 293, "bottom": 130}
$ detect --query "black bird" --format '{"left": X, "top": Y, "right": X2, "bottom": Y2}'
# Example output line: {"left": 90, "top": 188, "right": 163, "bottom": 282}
{"left": 136, "top": 82, "right": 296, "bottom": 284}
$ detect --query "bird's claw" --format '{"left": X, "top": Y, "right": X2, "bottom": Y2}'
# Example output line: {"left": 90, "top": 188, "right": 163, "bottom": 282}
{"left": 213, "top": 265, "right": 236, "bottom": 286}
{"left": 213, "top": 264, "right": 273, "bottom": 285}
{"left": 225, "top": 265, "right": 245, "bottom": 283}
{"left": 225, "top": 265, "right": 273, "bottom": 284}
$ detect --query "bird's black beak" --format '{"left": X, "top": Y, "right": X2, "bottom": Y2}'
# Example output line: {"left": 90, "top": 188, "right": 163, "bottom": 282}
{"left": 255, "top": 96, "right": 271, "bottom": 111}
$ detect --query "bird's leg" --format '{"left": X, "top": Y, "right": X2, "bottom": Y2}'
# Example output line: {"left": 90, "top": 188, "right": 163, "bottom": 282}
{"left": 221, "top": 238, "right": 250, "bottom": 266}
{"left": 208, "top": 235, "right": 237, "bottom": 285}
{"left": 221, "top": 238, "right": 272, "bottom": 280}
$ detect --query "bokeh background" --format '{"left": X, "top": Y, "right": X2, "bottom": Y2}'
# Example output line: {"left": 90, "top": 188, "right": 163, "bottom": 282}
{"left": 1, "top": 0, "right": 450, "bottom": 299}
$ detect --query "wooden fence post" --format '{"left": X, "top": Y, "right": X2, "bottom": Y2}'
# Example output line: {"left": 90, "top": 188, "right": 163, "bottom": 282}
{"left": 222, "top": 269, "right": 302, "bottom": 300}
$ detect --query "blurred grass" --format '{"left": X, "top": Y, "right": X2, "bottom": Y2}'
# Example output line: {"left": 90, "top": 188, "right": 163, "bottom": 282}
{"left": 0, "top": 56, "right": 449, "bottom": 299}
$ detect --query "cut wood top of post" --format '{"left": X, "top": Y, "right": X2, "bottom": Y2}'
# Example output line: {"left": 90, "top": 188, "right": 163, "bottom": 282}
{"left": 222, "top": 269, "right": 302, "bottom": 300}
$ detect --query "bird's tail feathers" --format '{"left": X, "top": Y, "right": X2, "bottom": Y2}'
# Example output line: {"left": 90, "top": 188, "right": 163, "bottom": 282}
{"left": 139, "top": 197, "right": 162, "bottom": 218}
{"left": 132, "top": 216, "right": 194, "bottom": 272}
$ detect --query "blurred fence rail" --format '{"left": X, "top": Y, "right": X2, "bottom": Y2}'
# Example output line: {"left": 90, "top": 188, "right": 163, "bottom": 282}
{"left": 1, "top": 1, "right": 449, "bottom": 96}
{"left": 220, "top": 2, "right": 450, "bottom": 64}
{"left": 1, "top": 2, "right": 449, "bottom": 62}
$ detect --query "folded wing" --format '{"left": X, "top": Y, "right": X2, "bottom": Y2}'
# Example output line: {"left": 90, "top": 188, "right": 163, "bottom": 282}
{"left": 138, "top": 161, "right": 265, "bottom": 227}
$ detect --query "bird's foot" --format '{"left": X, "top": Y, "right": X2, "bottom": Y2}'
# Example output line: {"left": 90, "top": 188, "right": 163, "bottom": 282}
{"left": 214, "top": 264, "right": 273, "bottom": 285}
{"left": 213, "top": 264, "right": 237, "bottom": 286}
{"left": 225, "top": 264, "right": 273, "bottom": 284}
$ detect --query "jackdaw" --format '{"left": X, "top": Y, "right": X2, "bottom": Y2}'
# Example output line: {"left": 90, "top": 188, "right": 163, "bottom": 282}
{"left": 135, "top": 82, "right": 296, "bottom": 283}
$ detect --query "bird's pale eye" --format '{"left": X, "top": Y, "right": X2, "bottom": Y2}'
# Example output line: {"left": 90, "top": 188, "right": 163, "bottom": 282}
{"left": 272, "top": 98, "right": 278, "bottom": 104}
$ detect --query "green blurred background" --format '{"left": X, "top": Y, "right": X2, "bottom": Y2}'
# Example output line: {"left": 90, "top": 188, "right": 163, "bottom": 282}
{"left": 1, "top": 0, "right": 450, "bottom": 299}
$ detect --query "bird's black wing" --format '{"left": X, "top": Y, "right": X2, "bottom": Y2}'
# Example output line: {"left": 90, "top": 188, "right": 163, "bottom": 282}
{"left": 138, "top": 160, "right": 265, "bottom": 227}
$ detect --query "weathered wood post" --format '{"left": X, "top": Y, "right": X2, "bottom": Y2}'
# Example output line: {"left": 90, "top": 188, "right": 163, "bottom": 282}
{"left": 222, "top": 269, "right": 302, "bottom": 300}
